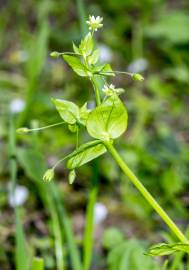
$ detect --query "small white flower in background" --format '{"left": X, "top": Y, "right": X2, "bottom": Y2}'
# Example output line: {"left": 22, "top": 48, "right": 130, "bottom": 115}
{"left": 86, "top": 15, "right": 103, "bottom": 32}
{"left": 102, "top": 84, "right": 125, "bottom": 96}
{"left": 10, "top": 98, "right": 25, "bottom": 114}
{"left": 98, "top": 44, "right": 112, "bottom": 63}
{"left": 9, "top": 50, "right": 28, "bottom": 63}
{"left": 87, "top": 101, "right": 96, "bottom": 110}
{"left": 127, "top": 58, "right": 148, "bottom": 73}
{"left": 8, "top": 185, "right": 29, "bottom": 207}
{"left": 94, "top": 202, "right": 108, "bottom": 225}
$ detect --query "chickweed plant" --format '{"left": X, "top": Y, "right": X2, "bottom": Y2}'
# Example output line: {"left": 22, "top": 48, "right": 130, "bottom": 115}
{"left": 17, "top": 15, "right": 189, "bottom": 263}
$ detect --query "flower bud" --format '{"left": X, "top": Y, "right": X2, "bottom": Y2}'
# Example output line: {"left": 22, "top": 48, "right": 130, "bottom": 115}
{"left": 50, "top": 51, "right": 60, "bottom": 58}
{"left": 16, "top": 127, "right": 29, "bottom": 134}
{"left": 43, "top": 169, "right": 54, "bottom": 182}
{"left": 132, "top": 73, "right": 144, "bottom": 81}
{"left": 69, "top": 170, "right": 76, "bottom": 184}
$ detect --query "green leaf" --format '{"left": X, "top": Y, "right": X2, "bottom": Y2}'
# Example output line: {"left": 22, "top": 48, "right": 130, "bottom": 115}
{"left": 79, "top": 32, "right": 93, "bottom": 56}
{"left": 92, "top": 64, "right": 106, "bottom": 73}
{"left": 63, "top": 55, "right": 88, "bottom": 77}
{"left": 87, "top": 95, "right": 128, "bottom": 140}
{"left": 88, "top": 49, "right": 100, "bottom": 65}
{"left": 16, "top": 208, "right": 29, "bottom": 270}
{"left": 146, "top": 242, "right": 189, "bottom": 256}
{"left": 72, "top": 42, "right": 80, "bottom": 54}
{"left": 52, "top": 98, "right": 79, "bottom": 124}
{"left": 79, "top": 102, "right": 90, "bottom": 125}
{"left": 67, "top": 140, "right": 106, "bottom": 169}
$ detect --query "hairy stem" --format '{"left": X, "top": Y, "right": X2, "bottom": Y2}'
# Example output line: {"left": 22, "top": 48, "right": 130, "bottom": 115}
{"left": 104, "top": 142, "right": 188, "bottom": 243}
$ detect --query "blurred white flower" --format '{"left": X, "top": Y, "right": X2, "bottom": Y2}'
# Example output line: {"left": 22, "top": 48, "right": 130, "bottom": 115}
{"left": 87, "top": 101, "right": 96, "bottom": 110}
{"left": 8, "top": 185, "right": 29, "bottom": 207}
{"left": 127, "top": 58, "right": 148, "bottom": 73}
{"left": 94, "top": 202, "right": 108, "bottom": 225}
{"left": 98, "top": 44, "right": 112, "bottom": 63}
{"left": 9, "top": 50, "right": 28, "bottom": 63}
{"left": 10, "top": 98, "right": 25, "bottom": 114}
{"left": 86, "top": 15, "right": 103, "bottom": 32}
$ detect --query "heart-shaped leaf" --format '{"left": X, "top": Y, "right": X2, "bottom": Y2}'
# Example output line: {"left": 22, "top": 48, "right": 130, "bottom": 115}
{"left": 87, "top": 95, "right": 128, "bottom": 140}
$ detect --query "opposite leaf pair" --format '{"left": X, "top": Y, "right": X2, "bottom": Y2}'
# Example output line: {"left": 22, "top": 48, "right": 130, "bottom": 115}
{"left": 53, "top": 94, "right": 128, "bottom": 142}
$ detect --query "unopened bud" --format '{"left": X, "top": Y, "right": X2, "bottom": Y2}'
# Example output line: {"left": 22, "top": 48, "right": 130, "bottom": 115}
{"left": 43, "top": 169, "right": 54, "bottom": 182}
{"left": 69, "top": 170, "right": 76, "bottom": 184}
{"left": 50, "top": 51, "right": 60, "bottom": 58}
{"left": 16, "top": 127, "right": 29, "bottom": 134}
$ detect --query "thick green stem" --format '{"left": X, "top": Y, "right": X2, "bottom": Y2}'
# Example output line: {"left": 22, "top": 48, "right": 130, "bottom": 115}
{"left": 104, "top": 142, "right": 188, "bottom": 243}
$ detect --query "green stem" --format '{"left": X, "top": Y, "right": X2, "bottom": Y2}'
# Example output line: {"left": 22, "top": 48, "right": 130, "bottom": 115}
{"left": 91, "top": 76, "right": 101, "bottom": 106}
{"left": 99, "top": 70, "right": 135, "bottom": 77}
{"left": 104, "top": 142, "right": 188, "bottom": 244}
{"left": 83, "top": 160, "right": 99, "bottom": 270}
{"left": 18, "top": 121, "right": 65, "bottom": 133}
{"left": 56, "top": 52, "right": 82, "bottom": 57}
{"left": 76, "top": 125, "right": 79, "bottom": 149}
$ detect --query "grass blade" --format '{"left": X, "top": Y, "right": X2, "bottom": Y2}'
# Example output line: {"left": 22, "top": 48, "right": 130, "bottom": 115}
{"left": 9, "top": 116, "right": 28, "bottom": 270}
{"left": 51, "top": 182, "right": 83, "bottom": 270}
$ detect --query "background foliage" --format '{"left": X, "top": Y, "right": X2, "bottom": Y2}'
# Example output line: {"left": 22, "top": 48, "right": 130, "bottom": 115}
{"left": 0, "top": 0, "right": 189, "bottom": 269}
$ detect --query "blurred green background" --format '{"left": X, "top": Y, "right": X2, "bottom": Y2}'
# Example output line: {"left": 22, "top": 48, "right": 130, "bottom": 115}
{"left": 1, "top": 0, "right": 189, "bottom": 269}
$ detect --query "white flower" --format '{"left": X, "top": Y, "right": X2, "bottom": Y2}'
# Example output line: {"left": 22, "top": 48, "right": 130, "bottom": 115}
{"left": 94, "top": 202, "right": 108, "bottom": 225}
{"left": 8, "top": 185, "right": 29, "bottom": 207}
{"left": 102, "top": 84, "right": 124, "bottom": 96}
{"left": 127, "top": 58, "right": 148, "bottom": 73}
{"left": 86, "top": 15, "right": 103, "bottom": 32}
{"left": 102, "top": 84, "right": 115, "bottom": 96}
{"left": 10, "top": 98, "right": 25, "bottom": 114}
